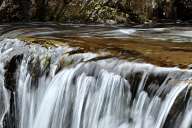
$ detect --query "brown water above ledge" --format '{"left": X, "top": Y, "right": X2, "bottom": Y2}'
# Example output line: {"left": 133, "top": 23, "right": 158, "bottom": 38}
{"left": 20, "top": 36, "right": 192, "bottom": 69}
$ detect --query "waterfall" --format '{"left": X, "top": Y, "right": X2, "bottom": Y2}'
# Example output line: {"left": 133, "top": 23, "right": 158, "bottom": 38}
{"left": 0, "top": 38, "right": 191, "bottom": 128}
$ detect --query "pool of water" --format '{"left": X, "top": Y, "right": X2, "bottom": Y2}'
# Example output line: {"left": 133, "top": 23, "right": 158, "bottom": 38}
{"left": 0, "top": 22, "right": 192, "bottom": 68}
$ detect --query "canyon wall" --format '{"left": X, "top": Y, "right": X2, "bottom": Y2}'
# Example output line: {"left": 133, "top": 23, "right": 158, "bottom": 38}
{"left": 0, "top": 0, "right": 191, "bottom": 23}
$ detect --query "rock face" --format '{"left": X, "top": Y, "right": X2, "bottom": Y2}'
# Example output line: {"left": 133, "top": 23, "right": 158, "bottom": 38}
{"left": 0, "top": 0, "right": 31, "bottom": 22}
{"left": 0, "top": 0, "right": 191, "bottom": 23}
{"left": 174, "top": 0, "right": 192, "bottom": 20}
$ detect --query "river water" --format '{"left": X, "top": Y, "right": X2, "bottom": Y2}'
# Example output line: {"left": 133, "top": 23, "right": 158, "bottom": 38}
{"left": 0, "top": 23, "right": 191, "bottom": 128}
{"left": 1, "top": 23, "right": 192, "bottom": 42}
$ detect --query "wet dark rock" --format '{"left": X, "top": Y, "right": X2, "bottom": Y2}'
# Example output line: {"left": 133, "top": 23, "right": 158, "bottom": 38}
{"left": 4, "top": 55, "right": 23, "bottom": 92}
{"left": 68, "top": 49, "right": 85, "bottom": 55}
{"left": 41, "top": 56, "right": 51, "bottom": 77}
{"left": 188, "top": 64, "right": 192, "bottom": 69}
{"left": 144, "top": 72, "right": 168, "bottom": 97}
{"left": 88, "top": 55, "right": 113, "bottom": 62}
{"left": 126, "top": 71, "right": 143, "bottom": 102}
{"left": 163, "top": 87, "right": 190, "bottom": 128}
{"left": 27, "top": 56, "right": 52, "bottom": 88}
{"left": 27, "top": 57, "right": 41, "bottom": 88}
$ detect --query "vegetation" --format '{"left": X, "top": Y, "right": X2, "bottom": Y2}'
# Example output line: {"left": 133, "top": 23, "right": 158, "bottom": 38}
{"left": 0, "top": 0, "right": 191, "bottom": 23}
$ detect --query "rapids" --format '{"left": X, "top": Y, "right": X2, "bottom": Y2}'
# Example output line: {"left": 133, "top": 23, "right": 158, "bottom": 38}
{"left": 0, "top": 38, "right": 191, "bottom": 128}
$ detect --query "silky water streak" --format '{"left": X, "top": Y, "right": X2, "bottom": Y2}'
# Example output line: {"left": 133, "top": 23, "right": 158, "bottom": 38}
{"left": 0, "top": 39, "right": 191, "bottom": 128}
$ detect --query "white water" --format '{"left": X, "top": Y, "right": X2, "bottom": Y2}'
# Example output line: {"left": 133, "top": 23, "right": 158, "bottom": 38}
{"left": 0, "top": 39, "right": 191, "bottom": 128}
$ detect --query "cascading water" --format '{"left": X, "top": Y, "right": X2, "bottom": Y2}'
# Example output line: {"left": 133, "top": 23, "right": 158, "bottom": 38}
{"left": 0, "top": 38, "right": 191, "bottom": 128}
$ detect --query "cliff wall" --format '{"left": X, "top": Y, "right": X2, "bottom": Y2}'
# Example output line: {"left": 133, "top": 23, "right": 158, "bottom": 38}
{"left": 0, "top": 0, "right": 191, "bottom": 24}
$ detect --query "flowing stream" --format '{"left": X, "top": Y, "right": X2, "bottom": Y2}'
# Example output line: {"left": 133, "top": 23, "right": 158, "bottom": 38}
{"left": 0, "top": 23, "right": 192, "bottom": 128}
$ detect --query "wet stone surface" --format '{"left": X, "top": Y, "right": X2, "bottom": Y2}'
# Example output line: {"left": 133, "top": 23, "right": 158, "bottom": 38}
{"left": 20, "top": 36, "right": 192, "bottom": 69}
